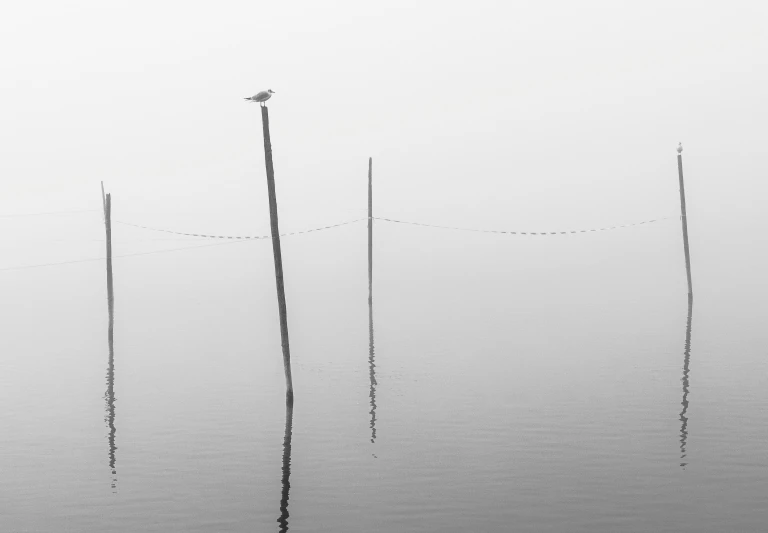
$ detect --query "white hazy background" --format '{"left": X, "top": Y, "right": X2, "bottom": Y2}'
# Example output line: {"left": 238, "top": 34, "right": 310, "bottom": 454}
{"left": 1, "top": 0, "right": 767, "bottom": 279}
{"left": 3, "top": 4, "right": 768, "bottom": 531}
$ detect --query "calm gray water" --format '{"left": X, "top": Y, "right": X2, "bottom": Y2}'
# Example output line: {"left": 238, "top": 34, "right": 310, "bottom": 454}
{"left": 2, "top": 209, "right": 768, "bottom": 532}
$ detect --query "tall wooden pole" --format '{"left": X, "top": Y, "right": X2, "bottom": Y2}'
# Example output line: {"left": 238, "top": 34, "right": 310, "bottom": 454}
{"left": 260, "top": 105, "right": 293, "bottom": 402}
{"left": 677, "top": 143, "right": 693, "bottom": 297}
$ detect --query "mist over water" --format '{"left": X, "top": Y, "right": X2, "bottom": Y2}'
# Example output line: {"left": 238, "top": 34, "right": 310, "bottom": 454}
{"left": 2, "top": 208, "right": 768, "bottom": 531}
{"left": 3, "top": 1, "right": 768, "bottom": 531}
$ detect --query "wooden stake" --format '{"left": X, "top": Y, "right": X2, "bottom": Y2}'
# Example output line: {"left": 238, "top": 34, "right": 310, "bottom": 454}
{"left": 677, "top": 144, "right": 693, "bottom": 297}
{"left": 260, "top": 105, "right": 293, "bottom": 402}
{"left": 368, "top": 157, "right": 373, "bottom": 305}
{"left": 104, "top": 193, "right": 114, "bottom": 316}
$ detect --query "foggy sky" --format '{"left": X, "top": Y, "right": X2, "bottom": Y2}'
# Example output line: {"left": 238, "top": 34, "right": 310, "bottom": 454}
{"left": 1, "top": 1, "right": 766, "bottom": 250}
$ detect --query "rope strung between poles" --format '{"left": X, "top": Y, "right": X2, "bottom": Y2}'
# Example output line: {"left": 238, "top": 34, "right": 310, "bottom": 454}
{"left": 113, "top": 218, "right": 367, "bottom": 239}
{"left": 114, "top": 214, "right": 675, "bottom": 240}
{"left": 0, "top": 214, "right": 680, "bottom": 273}
{"left": 372, "top": 215, "right": 678, "bottom": 235}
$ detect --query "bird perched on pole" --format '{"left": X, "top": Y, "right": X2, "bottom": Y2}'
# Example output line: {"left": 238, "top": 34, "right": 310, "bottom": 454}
{"left": 244, "top": 89, "right": 275, "bottom": 106}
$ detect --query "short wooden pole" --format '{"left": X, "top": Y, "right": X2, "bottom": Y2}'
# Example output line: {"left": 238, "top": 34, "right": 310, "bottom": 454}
{"left": 676, "top": 144, "right": 693, "bottom": 297}
{"left": 260, "top": 105, "right": 294, "bottom": 402}
{"left": 104, "top": 193, "right": 114, "bottom": 316}
{"left": 368, "top": 157, "right": 373, "bottom": 305}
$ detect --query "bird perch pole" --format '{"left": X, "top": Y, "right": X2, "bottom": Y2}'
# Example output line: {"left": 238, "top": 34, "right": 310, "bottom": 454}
{"left": 676, "top": 143, "right": 693, "bottom": 298}
{"left": 260, "top": 105, "right": 294, "bottom": 402}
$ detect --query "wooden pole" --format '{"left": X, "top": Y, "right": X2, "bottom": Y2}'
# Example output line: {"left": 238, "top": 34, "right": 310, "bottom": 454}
{"left": 104, "top": 193, "right": 114, "bottom": 316}
{"left": 260, "top": 105, "right": 294, "bottom": 402}
{"left": 368, "top": 157, "right": 373, "bottom": 305}
{"left": 367, "top": 157, "right": 377, "bottom": 445}
{"left": 676, "top": 144, "right": 693, "bottom": 297}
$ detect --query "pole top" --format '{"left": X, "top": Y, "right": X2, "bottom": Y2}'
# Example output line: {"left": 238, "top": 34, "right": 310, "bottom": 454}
{"left": 677, "top": 142, "right": 683, "bottom": 154}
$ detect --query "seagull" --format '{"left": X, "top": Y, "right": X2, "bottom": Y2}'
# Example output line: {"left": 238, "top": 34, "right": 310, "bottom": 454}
{"left": 244, "top": 89, "right": 275, "bottom": 106}
{"left": 677, "top": 142, "right": 683, "bottom": 154}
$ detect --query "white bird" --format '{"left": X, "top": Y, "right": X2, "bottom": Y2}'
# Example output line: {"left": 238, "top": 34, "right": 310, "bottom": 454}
{"left": 244, "top": 89, "right": 275, "bottom": 106}
{"left": 677, "top": 142, "right": 683, "bottom": 154}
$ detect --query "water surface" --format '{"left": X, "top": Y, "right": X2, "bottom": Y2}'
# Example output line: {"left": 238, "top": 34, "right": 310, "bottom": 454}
{"left": 2, "top": 212, "right": 768, "bottom": 532}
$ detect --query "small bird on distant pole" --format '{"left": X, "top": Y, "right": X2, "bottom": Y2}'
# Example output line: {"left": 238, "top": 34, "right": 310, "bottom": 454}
{"left": 245, "top": 89, "right": 275, "bottom": 106}
{"left": 677, "top": 142, "right": 683, "bottom": 154}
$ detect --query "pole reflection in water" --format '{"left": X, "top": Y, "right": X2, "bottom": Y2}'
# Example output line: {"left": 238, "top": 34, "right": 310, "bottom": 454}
{"left": 103, "top": 190, "right": 117, "bottom": 490}
{"left": 369, "top": 280, "right": 377, "bottom": 445}
{"left": 105, "top": 301, "right": 117, "bottom": 489}
{"left": 277, "top": 396, "right": 294, "bottom": 532}
{"left": 367, "top": 157, "right": 377, "bottom": 447}
{"left": 679, "top": 294, "right": 693, "bottom": 468}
